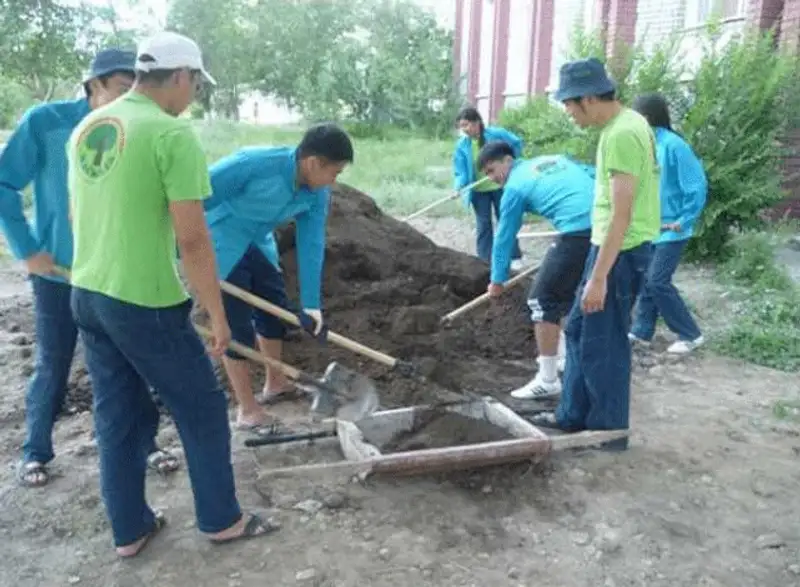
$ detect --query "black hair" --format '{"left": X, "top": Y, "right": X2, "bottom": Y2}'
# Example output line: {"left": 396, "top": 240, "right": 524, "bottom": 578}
{"left": 297, "top": 123, "right": 354, "bottom": 164}
{"left": 83, "top": 70, "right": 135, "bottom": 98}
{"left": 477, "top": 140, "right": 515, "bottom": 170}
{"left": 632, "top": 93, "right": 673, "bottom": 130}
{"left": 456, "top": 105, "right": 486, "bottom": 147}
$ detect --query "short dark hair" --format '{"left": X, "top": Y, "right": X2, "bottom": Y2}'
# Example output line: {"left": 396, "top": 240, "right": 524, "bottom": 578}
{"left": 632, "top": 92, "right": 672, "bottom": 129}
{"left": 83, "top": 70, "right": 135, "bottom": 98}
{"left": 297, "top": 123, "right": 354, "bottom": 164}
{"left": 477, "top": 140, "right": 515, "bottom": 170}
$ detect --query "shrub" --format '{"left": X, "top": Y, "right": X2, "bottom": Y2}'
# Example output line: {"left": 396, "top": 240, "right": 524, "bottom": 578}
{"left": 498, "top": 25, "right": 800, "bottom": 262}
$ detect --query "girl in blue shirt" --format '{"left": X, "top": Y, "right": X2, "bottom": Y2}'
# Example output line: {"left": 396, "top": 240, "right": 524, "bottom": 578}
{"left": 629, "top": 93, "right": 707, "bottom": 354}
{"left": 452, "top": 107, "right": 523, "bottom": 269}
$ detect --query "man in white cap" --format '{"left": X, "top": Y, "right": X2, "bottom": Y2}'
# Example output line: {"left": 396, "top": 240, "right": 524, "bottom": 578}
{"left": 67, "top": 31, "right": 276, "bottom": 558}
{"left": 0, "top": 47, "right": 179, "bottom": 488}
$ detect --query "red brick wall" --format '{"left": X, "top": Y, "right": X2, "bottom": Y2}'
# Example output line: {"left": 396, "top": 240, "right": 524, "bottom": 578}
{"left": 597, "top": 0, "right": 639, "bottom": 60}
{"left": 528, "top": 0, "right": 554, "bottom": 94}
{"left": 780, "top": 0, "right": 800, "bottom": 50}
{"left": 489, "top": 0, "right": 511, "bottom": 120}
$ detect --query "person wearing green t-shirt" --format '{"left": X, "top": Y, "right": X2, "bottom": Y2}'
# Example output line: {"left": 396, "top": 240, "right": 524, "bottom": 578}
{"left": 528, "top": 58, "right": 659, "bottom": 451}
{"left": 67, "top": 31, "right": 276, "bottom": 559}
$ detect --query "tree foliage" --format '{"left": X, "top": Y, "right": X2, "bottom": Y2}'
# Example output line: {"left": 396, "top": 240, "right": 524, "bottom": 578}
{"left": 499, "top": 25, "right": 800, "bottom": 262}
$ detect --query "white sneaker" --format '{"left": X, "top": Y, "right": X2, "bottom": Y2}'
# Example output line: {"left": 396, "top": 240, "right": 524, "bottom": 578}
{"left": 628, "top": 332, "right": 651, "bottom": 346}
{"left": 510, "top": 374, "right": 562, "bottom": 400}
{"left": 557, "top": 356, "right": 565, "bottom": 373}
{"left": 510, "top": 259, "right": 525, "bottom": 273}
{"left": 667, "top": 336, "right": 704, "bottom": 354}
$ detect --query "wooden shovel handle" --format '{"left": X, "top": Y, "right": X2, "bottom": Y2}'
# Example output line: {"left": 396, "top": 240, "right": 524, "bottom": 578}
{"left": 193, "top": 323, "right": 303, "bottom": 380}
{"left": 219, "top": 281, "right": 401, "bottom": 369}
{"left": 440, "top": 263, "right": 540, "bottom": 324}
{"left": 402, "top": 177, "right": 490, "bottom": 222}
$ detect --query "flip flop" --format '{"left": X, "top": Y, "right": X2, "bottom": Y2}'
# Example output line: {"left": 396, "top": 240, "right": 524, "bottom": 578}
{"left": 17, "top": 461, "right": 49, "bottom": 488}
{"left": 210, "top": 513, "right": 280, "bottom": 546}
{"left": 234, "top": 416, "right": 286, "bottom": 433}
{"left": 147, "top": 450, "right": 180, "bottom": 475}
{"left": 117, "top": 511, "right": 167, "bottom": 559}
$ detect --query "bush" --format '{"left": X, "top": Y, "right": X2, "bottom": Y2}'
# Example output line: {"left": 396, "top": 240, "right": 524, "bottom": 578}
{"left": 498, "top": 25, "right": 800, "bottom": 262}
{"left": 0, "top": 77, "right": 32, "bottom": 128}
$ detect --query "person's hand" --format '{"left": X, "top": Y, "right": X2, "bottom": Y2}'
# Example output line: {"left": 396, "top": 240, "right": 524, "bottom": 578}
{"left": 487, "top": 283, "right": 504, "bottom": 298}
{"left": 303, "top": 309, "right": 324, "bottom": 336}
{"left": 581, "top": 276, "right": 607, "bottom": 314}
{"left": 25, "top": 252, "right": 56, "bottom": 276}
{"left": 206, "top": 312, "right": 232, "bottom": 358}
{"left": 661, "top": 222, "right": 681, "bottom": 232}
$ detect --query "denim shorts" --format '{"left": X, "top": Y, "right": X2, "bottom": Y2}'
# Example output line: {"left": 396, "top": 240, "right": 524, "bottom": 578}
{"left": 223, "top": 245, "right": 289, "bottom": 359}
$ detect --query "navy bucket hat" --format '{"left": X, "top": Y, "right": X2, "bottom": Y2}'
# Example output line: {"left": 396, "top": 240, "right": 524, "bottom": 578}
{"left": 554, "top": 57, "right": 616, "bottom": 103}
{"left": 82, "top": 48, "right": 137, "bottom": 84}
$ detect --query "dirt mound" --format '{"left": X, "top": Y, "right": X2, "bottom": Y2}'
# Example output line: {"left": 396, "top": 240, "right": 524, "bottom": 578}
{"left": 381, "top": 409, "right": 512, "bottom": 453}
{"left": 276, "top": 183, "right": 537, "bottom": 408}
{"left": 0, "top": 182, "right": 538, "bottom": 415}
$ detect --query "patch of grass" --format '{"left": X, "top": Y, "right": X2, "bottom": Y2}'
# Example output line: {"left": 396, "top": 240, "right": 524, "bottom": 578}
{"left": 194, "top": 121, "right": 456, "bottom": 217}
{"left": 711, "top": 232, "right": 800, "bottom": 371}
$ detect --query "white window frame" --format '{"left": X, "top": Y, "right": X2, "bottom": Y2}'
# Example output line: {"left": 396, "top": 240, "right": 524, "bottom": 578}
{"left": 684, "top": 0, "right": 746, "bottom": 29}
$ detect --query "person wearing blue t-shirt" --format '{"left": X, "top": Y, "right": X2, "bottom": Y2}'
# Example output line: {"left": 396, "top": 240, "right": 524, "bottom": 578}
{"left": 206, "top": 124, "right": 353, "bottom": 430}
{"left": 480, "top": 141, "right": 595, "bottom": 401}
{"left": 628, "top": 93, "right": 707, "bottom": 354}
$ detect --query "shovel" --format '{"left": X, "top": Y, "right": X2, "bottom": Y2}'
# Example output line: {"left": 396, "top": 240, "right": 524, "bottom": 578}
{"left": 402, "top": 177, "right": 490, "bottom": 222}
{"left": 194, "top": 325, "right": 380, "bottom": 422}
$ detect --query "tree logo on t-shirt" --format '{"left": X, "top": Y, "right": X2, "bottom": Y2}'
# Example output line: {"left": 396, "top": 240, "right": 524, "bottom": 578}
{"left": 75, "top": 117, "right": 125, "bottom": 180}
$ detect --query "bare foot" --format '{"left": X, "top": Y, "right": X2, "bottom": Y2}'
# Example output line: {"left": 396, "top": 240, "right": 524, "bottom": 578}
{"left": 235, "top": 407, "right": 280, "bottom": 431}
{"left": 209, "top": 513, "right": 279, "bottom": 544}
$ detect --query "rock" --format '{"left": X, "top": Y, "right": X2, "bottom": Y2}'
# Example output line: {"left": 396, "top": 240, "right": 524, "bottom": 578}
{"left": 507, "top": 568, "right": 519, "bottom": 579}
{"left": 10, "top": 334, "right": 30, "bottom": 346}
{"left": 20, "top": 364, "right": 34, "bottom": 377}
{"left": 755, "top": 533, "right": 785, "bottom": 549}
{"left": 788, "top": 563, "right": 800, "bottom": 575}
{"left": 17, "top": 347, "right": 32, "bottom": 359}
{"left": 229, "top": 572, "right": 241, "bottom": 579}
{"left": 481, "top": 485, "right": 492, "bottom": 494}
{"left": 8, "top": 323, "right": 20, "bottom": 333}
{"left": 572, "top": 532, "right": 592, "bottom": 546}
{"left": 67, "top": 577, "right": 81, "bottom": 585}
{"left": 295, "top": 569, "right": 316, "bottom": 582}
{"left": 596, "top": 529, "right": 623, "bottom": 553}
{"left": 726, "top": 430, "right": 746, "bottom": 443}
{"left": 293, "top": 499, "right": 323, "bottom": 515}
{"left": 378, "top": 548, "right": 390, "bottom": 560}
{"left": 321, "top": 492, "right": 347, "bottom": 510}
{"left": 700, "top": 474, "right": 713, "bottom": 485}
{"left": 648, "top": 365, "right": 665, "bottom": 377}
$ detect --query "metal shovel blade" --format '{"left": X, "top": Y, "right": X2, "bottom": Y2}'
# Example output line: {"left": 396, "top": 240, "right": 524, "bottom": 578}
{"left": 309, "top": 361, "right": 380, "bottom": 422}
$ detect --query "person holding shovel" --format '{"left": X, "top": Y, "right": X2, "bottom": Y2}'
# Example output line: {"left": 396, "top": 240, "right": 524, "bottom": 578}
{"left": 453, "top": 106, "right": 524, "bottom": 270}
{"left": 68, "top": 31, "right": 275, "bottom": 557}
{"left": 205, "top": 123, "right": 354, "bottom": 430}
{"left": 479, "top": 141, "right": 595, "bottom": 401}
{"left": 527, "top": 58, "right": 660, "bottom": 451}
{"left": 0, "top": 47, "right": 179, "bottom": 488}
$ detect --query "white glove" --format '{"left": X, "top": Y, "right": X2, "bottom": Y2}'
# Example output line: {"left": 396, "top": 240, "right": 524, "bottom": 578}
{"left": 303, "top": 309, "right": 324, "bottom": 336}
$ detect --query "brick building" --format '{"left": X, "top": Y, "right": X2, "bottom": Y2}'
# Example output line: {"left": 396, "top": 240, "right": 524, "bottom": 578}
{"left": 453, "top": 0, "right": 800, "bottom": 121}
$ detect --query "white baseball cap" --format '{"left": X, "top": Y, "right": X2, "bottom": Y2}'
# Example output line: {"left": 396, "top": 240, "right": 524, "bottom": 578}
{"left": 135, "top": 31, "right": 216, "bottom": 85}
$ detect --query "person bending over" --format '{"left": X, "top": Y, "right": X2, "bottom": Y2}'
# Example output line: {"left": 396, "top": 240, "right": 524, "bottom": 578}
{"left": 205, "top": 124, "right": 354, "bottom": 430}
{"left": 480, "top": 141, "right": 594, "bottom": 401}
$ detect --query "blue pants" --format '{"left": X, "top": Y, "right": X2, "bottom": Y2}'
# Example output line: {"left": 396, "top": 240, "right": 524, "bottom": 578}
{"left": 223, "top": 245, "right": 289, "bottom": 360}
{"left": 472, "top": 189, "right": 522, "bottom": 263}
{"left": 556, "top": 243, "right": 651, "bottom": 431}
{"left": 630, "top": 240, "right": 702, "bottom": 342}
{"left": 71, "top": 289, "right": 241, "bottom": 547}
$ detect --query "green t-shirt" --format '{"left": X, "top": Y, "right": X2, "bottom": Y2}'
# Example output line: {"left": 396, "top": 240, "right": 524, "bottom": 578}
{"left": 471, "top": 139, "right": 500, "bottom": 192}
{"left": 592, "top": 108, "right": 661, "bottom": 250}
{"left": 67, "top": 92, "right": 211, "bottom": 308}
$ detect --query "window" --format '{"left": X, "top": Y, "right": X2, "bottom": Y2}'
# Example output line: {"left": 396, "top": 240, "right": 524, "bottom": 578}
{"left": 685, "top": 0, "right": 745, "bottom": 28}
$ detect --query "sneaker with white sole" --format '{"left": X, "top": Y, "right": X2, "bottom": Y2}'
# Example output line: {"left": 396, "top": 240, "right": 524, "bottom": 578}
{"left": 667, "top": 336, "right": 704, "bottom": 354}
{"left": 510, "top": 259, "right": 525, "bottom": 273}
{"left": 557, "top": 356, "right": 565, "bottom": 373}
{"left": 510, "top": 374, "right": 562, "bottom": 400}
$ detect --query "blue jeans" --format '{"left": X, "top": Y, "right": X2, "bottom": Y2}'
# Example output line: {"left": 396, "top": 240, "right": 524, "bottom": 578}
{"left": 71, "top": 288, "right": 241, "bottom": 547}
{"left": 22, "top": 276, "right": 78, "bottom": 464}
{"left": 556, "top": 243, "right": 652, "bottom": 432}
{"left": 472, "top": 189, "right": 522, "bottom": 263}
{"left": 630, "top": 240, "right": 702, "bottom": 342}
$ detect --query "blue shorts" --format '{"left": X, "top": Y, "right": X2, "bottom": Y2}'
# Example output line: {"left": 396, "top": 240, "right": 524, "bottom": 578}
{"left": 223, "top": 245, "right": 289, "bottom": 360}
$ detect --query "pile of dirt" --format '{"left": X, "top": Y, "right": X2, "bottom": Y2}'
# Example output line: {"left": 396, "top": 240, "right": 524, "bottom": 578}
{"left": 0, "top": 182, "right": 538, "bottom": 416}
{"left": 276, "top": 183, "right": 537, "bottom": 408}
{"left": 381, "top": 409, "right": 512, "bottom": 453}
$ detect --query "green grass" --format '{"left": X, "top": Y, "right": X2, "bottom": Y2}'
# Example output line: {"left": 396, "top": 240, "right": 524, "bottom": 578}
{"left": 194, "top": 121, "right": 458, "bottom": 218}
{"left": 710, "top": 232, "right": 800, "bottom": 372}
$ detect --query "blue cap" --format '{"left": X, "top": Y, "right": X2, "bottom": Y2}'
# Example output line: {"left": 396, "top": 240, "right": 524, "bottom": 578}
{"left": 82, "top": 48, "right": 136, "bottom": 84}
{"left": 554, "top": 57, "right": 616, "bottom": 102}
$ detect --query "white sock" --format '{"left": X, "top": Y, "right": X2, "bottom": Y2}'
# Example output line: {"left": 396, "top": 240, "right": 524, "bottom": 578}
{"left": 539, "top": 356, "right": 559, "bottom": 382}
{"left": 558, "top": 331, "right": 566, "bottom": 358}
